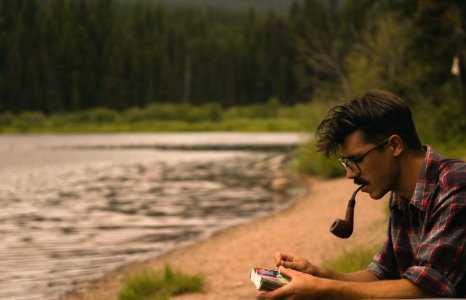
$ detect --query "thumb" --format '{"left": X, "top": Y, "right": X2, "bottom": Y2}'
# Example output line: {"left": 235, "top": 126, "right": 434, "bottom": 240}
{"left": 278, "top": 266, "right": 298, "bottom": 279}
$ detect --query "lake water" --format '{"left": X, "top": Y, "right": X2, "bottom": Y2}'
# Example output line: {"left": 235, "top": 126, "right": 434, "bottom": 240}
{"left": 0, "top": 133, "right": 305, "bottom": 300}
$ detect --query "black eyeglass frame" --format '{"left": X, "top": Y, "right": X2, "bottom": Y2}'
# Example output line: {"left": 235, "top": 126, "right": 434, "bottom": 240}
{"left": 338, "top": 138, "right": 389, "bottom": 175}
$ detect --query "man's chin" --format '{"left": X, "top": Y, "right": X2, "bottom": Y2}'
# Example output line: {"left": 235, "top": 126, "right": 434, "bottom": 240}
{"left": 363, "top": 185, "right": 386, "bottom": 200}
{"left": 369, "top": 189, "right": 389, "bottom": 200}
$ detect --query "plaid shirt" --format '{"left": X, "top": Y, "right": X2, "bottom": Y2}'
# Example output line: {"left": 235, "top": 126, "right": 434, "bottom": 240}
{"left": 367, "top": 145, "right": 466, "bottom": 297}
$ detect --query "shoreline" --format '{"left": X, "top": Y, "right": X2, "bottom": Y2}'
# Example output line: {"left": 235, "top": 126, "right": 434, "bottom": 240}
{"left": 61, "top": 177, "right": 387, "bottom": 300}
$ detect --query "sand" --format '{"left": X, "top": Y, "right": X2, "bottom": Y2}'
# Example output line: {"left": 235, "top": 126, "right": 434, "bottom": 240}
{"left": 61, "top": 177, "right": 388, "bottom": 300}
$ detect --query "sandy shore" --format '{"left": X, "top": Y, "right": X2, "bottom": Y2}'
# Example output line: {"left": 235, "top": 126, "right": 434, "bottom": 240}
{"left": 62, "top": 177, "right": 387, "bottom": 300}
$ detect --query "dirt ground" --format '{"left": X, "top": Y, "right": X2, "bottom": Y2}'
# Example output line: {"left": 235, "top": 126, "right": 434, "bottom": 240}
{"left": 62, "top": 177, "right": 387, "bottom": 300}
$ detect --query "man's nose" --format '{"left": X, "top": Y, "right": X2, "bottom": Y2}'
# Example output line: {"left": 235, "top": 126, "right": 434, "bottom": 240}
{"left": 345, "top": 167, "right": 358, "bottom": 179}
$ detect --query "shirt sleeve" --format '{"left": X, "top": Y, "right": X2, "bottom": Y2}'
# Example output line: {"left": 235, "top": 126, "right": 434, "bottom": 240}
{"left": 402, "top": 184, "right": 466, "bottom": 297}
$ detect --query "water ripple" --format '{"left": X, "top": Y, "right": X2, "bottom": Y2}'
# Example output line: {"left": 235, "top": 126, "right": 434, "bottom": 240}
{"left": 0, "top": 147, "right": 298, "bottom": 300}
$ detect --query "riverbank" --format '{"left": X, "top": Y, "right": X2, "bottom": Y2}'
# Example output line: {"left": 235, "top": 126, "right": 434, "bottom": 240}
{"left": 0, "top": 102, "right": 324, "bottom": 134}
{"left": 61, "top": 177, "right": 387, "bottom": 300}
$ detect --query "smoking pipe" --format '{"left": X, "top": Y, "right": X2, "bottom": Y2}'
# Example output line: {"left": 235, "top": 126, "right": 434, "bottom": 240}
{"left": 329, "top": 185, "right": 364, "bottom": 239}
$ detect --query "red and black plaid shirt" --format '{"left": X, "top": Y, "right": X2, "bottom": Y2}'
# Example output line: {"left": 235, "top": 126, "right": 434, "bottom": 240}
{"left": 367, "top": 145, "right": 466, "bottom": 297}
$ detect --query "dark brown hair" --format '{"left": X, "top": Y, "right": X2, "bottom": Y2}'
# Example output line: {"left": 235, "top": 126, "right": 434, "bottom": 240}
{"left": 315, "top": 89, "right": 422, "bottom": 157}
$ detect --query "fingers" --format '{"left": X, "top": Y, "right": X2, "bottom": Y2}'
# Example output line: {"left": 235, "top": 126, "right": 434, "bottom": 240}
{"left": 278, "top": 266, "right": 296, "bottom": 278}
{"left": 256, "top": 267, "right": 295, "bottom": 300}
{"left": 280, "top": 260, "right": 294, "bottom": 269}
{"left": 278, "top": 256, "right": 298, "bottom": 270}
{"left": 256, "top": 291, "right": 276, "bottom": 299}
{"left": 256, "top": 284, "right": 292, "bottom": 299}
{"left": 274, "top": 252, "right": 294, "bottom": 268}
{"left": 256, "top": 291, "right": 271, "bottom": 299}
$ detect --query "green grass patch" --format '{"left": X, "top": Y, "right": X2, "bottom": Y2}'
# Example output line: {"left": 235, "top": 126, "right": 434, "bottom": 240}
{"left": 291, "top": 141, "right": 343, "bottom": 178}
{"left": 323, "top": 245, "right": 380, "bottom": 273}
{"left": 0, "top": 101, "right": 313, "bottom": 133}
{"left": 0, "top": 118, "right": 302, "bottom": 133}
{"left": 118, "top": 265, "right": 204, "bottom": 300}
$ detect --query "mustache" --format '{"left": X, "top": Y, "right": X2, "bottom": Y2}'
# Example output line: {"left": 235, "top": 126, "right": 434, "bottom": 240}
{"left": 354, "top": 178, "right": 368, "bottom": 186}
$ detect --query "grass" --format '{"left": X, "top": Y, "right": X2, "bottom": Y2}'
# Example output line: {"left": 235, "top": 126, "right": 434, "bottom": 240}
{"left": 0, "top": 118, "right": 303, "bottom": 133}
{"left": 118, "top": 265, "right": 204, "bottom": 300}
{"left": 0, "top": 101, "right": 316, "bottom": 133}
{"left": 323, "top": 245, "right": 380, "bottom": 273}
{"left": 291, "top": 141, "right": 343, "bottom": 178}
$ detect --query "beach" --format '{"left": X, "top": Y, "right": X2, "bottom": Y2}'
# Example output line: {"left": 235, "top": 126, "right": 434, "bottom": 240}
{"left": 62, "top": 176, "right": 387, "bottom": 300}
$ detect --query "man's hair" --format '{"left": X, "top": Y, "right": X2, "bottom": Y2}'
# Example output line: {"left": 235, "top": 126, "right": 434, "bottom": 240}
{"left": 315, "top": 89, "right": 422, "bottom": 157}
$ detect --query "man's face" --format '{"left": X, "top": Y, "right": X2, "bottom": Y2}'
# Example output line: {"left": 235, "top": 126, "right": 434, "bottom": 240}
{"left": 339, "top": 130, "right": 398, "bottom": 199}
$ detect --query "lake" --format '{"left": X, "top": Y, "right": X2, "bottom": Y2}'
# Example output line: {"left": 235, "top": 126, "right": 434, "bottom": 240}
{"left": 0, "top": 132, "right": 306, "bottom": 300}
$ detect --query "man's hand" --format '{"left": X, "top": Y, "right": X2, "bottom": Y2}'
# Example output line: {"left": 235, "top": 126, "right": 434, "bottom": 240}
{"left": 257, "top": 267, "right": 434, "bottom": 300}
{"left": 257, "top": 267, "right": 322, "bottom": 300}
{"left": 274, "top": 252, "right": 319, "bottom": 275}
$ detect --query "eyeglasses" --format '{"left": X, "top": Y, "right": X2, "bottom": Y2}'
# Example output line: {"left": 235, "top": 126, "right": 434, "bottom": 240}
{"left": 338, "top": 138, "right": 389, "bottom": 175}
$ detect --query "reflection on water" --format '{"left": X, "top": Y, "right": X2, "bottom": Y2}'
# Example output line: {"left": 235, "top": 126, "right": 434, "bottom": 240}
{"left": 0, "top": 133, "right": 301, "bottom": 300}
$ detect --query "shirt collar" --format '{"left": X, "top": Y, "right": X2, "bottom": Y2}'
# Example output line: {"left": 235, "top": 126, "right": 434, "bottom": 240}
{"left": 390, "top": 145, "right": 441, "bottom": 211}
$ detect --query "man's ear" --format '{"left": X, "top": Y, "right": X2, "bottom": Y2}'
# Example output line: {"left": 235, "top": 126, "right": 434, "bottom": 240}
{"left": 388, "top": 135, "right": 404, "bottom": 157}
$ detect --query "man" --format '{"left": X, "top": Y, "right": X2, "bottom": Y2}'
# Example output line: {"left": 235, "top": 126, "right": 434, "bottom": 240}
{"left": 257, "top": 90, "right": 466, "bottom": 299}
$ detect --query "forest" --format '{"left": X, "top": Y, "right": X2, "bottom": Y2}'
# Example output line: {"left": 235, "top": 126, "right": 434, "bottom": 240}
{"left": 0, "top": 0, "right": 465, "bottom": 142}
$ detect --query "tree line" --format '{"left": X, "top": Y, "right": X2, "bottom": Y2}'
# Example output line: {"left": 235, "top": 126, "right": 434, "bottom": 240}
{"left": 0, "top": 0, "right": 300, "bottom": 112}
{"left": 0, "top": 0, "right": 465, "bottom": 139}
